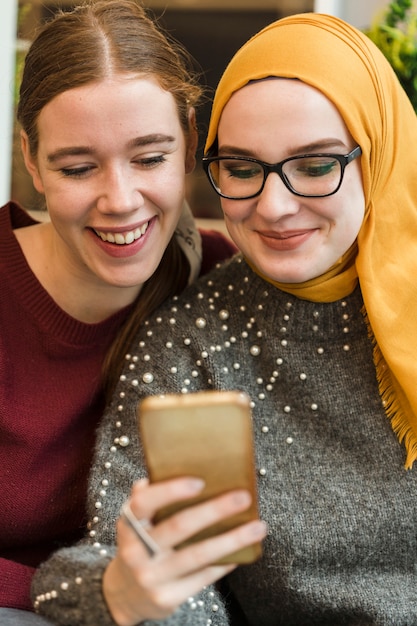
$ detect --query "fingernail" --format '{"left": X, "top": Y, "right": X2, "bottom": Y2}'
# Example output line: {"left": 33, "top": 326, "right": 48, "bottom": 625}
{"left": 232, "top": 490, "right": 252, "bottom": 507}
{"left": 186, "top": 478, "right": 205, "bottom": 492}
{"left": 250, "top": 520, "right": 268, "bottom": 537}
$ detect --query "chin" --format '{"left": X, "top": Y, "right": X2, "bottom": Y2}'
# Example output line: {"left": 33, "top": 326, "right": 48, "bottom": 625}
{"left": 255, "top": 261, "right": 314, "bottom": 285}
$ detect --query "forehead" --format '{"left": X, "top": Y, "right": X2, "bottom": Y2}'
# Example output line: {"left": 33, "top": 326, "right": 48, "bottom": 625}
{"left": 36, "top": 75, "right": 182, "bottom": 146}
{"left": 218, "top": 78, "right": 352, "bottom": 149}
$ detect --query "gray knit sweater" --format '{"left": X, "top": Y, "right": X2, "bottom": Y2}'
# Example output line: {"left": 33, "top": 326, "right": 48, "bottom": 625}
{"left": 32, "top": 255, "right": 417, "bottom": 625}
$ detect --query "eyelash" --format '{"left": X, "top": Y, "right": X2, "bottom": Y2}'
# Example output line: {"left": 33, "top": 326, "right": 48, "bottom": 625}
{"left": 60, "top": 165, "right": 92, "bottom": 178}
{"left": 138, "top": 154, "right": 167, "bottom": 168}
{"left": 60, "top": 154, "right": 167, "bottom": 178}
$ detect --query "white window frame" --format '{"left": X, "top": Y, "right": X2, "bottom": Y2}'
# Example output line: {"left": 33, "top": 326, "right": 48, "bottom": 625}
{"left": 0, "top": 0, "right": 17, "bottom": 205}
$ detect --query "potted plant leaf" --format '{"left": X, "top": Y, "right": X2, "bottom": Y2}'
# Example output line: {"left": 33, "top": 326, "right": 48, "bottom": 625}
{"left": 365, "top": 0, "right": 417, "bottom": 112}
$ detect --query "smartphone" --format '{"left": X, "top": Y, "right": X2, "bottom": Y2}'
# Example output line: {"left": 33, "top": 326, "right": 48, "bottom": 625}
{"left": 138, "top": 389, "right": 262, "bottom": 564}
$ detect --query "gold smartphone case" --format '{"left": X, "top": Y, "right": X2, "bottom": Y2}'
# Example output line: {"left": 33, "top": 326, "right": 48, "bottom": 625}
{"left": 138, "top": 390, "right": 262, "bottom": 564}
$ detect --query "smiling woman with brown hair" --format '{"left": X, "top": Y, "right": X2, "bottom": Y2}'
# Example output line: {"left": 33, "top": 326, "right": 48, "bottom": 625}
{"left": 0, "top": 1, "right": 236, "bottom": 623}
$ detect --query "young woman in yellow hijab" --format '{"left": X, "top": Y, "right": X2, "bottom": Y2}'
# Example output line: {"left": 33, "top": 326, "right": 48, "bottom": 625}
{"left": 32, "top": 13, "right": 417, "bottom": 626}
{"left": 204, "top": 11, "right": 417, "bottom": 471}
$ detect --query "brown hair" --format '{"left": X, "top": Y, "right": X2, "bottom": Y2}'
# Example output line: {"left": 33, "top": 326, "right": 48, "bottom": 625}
{"left": 17, "top": 0, "right": 202, "bottom": 399}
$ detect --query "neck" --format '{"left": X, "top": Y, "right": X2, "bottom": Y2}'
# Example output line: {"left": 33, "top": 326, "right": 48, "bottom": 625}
{"left": 14, "top": 222, "right": 140, "bottom": 323}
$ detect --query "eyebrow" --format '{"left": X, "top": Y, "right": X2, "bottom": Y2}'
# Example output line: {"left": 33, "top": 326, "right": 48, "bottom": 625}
{"left": 47, "top": 133, "right": 176, "bottom": 163}
{"left": 218, "top": 139, "right": 348, "bottom": 157}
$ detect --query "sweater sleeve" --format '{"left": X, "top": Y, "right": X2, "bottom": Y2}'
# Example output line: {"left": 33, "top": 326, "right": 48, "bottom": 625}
{"left": 0, "top": 558, "right": 36, "bottom": 611}
{"left": 32, "top": 543, "right": 228, "bottom": 626}
{"left": 31, "top": 345, "right": 231, "bottom": 625}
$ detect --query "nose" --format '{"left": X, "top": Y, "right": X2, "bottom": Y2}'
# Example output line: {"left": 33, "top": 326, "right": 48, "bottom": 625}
{"left": 96, "top": 166, "right": 143, "bottom": 215}
{"left": 255, "top": 172, "right": 301, "bottom": 221}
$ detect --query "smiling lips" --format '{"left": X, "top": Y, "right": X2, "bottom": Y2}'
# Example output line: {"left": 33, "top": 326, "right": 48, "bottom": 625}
{"left": 94, "top": 221, "right": 149, "bottom": 245}
{"left": 258, "top": 229, "right": 314, "bottom": 251}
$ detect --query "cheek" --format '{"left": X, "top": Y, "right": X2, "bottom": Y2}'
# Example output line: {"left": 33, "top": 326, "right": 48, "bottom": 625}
{"left": 329, "top": 168, "right": 365, "bottom": 241}
{"left": 346, "top": 184, "right": 366, "bottom": 238}
{"left": 156, "top": 165, "right": 187, "bottom": 200}
{"left": 331, "top": 194, "right": 365, "bottom": 253}
{"left": 221, "top": 198, "right": 253, "bottom": 223}
{"left": 345, "top": 165, "right": 365, "bottom": 226}
{"left": 45, "top": 185, "right": 93, "bottom": 226}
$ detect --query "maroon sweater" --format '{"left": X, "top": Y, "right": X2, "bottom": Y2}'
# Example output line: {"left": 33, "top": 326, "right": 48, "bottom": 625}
{"left": 0, "top": 202, "right": 235, "bottom": 610}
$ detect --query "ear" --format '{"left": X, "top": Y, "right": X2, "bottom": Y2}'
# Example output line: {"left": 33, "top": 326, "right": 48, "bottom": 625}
{"left": 184, "top": 107, "right": 198, "bottom": 174}
{"left": 20, "top": 130, "right": 45, "bottom": 195}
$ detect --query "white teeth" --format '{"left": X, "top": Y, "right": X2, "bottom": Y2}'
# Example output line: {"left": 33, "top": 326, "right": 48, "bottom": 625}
{"left": 95, "top": 222, "right": 149, "bottom": 245}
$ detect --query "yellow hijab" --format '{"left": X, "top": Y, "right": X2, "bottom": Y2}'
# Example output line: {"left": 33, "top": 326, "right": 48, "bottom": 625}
{"left": 205, "top": 13, "right": 417, "bottom": 468}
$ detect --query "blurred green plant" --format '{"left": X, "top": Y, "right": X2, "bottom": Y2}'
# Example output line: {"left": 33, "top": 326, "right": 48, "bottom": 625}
{"left": 14, "top": 49, "right": 26, "bottom": 108}
{"left": 366, "top": 0, "right": 417, "bottom": 111}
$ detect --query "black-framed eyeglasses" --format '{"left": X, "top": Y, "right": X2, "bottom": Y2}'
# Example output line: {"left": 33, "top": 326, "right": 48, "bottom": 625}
{"left": 202, "top": 146, "right": 362, "bottom": 200}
